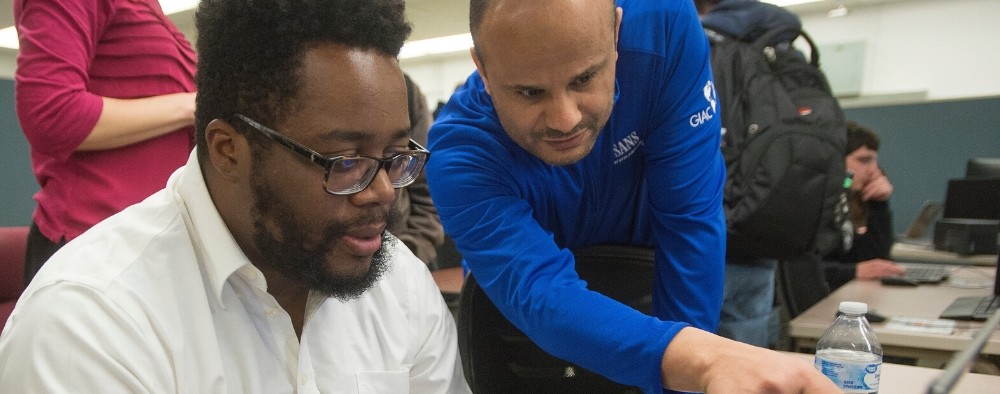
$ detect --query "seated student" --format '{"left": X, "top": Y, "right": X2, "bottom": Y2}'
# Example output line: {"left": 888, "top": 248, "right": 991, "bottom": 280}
{"left": 822, "top": 121, "right": 905, "bottom": 290}
{"left": 0, "top": 0, "right": 470, "bottom": 392}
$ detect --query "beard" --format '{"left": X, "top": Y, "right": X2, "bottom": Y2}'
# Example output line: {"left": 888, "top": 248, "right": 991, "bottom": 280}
{"left": 529, "top": 120, "right": 602, "bottom": 166}
{"left": 249, "top": 169, "right": 401, "bottom": 301}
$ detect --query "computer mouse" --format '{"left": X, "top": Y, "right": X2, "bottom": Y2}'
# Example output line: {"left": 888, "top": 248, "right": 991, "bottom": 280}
{"left": 865, "top": 311, "right": 887, "bottom": 323}
{"left": 834, "top": 309, "right": 887, "bottom": 323}
{"left": 880, "top": 275, "right": 920, "bottom": 287}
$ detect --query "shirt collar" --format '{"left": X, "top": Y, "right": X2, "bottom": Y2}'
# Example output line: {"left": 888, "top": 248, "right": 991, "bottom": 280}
{"left": 171, "top": 149, "right": 263, "bottom": 306}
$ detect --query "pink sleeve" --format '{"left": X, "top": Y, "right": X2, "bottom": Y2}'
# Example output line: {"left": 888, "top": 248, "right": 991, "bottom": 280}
{"left": 14, "top": 0, "right": 110, "bottom": 160}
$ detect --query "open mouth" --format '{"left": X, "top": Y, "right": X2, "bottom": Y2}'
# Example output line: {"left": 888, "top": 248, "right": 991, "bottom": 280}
{"left": 341, "top": 225, "right": 385, "bottom": 256}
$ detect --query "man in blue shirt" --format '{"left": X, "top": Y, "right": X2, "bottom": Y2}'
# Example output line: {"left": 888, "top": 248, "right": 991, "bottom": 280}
{"left": 427, "top": 0, "right": 838, "bottom": 392}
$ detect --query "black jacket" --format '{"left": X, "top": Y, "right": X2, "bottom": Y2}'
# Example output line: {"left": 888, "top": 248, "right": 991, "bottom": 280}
{"left": 822, "top": 200, "right": 895, "bottom": 290}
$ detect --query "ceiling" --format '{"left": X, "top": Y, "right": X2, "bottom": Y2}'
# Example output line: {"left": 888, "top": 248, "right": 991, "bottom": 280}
{"left": 0, "top": 0, "right": 473, "bottom": 77}
{"left": 169, "top": 0, "right": 472, "bottom": 44}
{"left": 0, "top": 0, "right": 916, "bottom": 77}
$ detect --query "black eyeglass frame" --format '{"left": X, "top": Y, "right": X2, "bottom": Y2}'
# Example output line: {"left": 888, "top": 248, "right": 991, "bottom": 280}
{"left": 233, "top": 113, "right": 430, "bottom": 195}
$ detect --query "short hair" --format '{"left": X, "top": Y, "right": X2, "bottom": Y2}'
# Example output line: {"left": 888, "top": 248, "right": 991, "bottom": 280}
{"left": 846, "top": 121, "right": 880, "bottom": 154}
{"left": 469, "top": 0, "right": 617, "bottom": 62}
{"left": 194, "top": 0, "right": 412, "bottom": 163}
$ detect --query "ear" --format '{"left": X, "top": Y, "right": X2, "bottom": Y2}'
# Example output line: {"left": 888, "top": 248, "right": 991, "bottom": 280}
{"left": 204, "top": 118, "right": 245, "bottom": 181}
{"left": 614, "top": 7, "right": 623, "bottom": 50}
{"left": 470, "top": 47, "right": 492, "bottom": 96}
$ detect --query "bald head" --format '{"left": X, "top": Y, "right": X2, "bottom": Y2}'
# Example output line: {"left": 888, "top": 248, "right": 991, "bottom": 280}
{"left": 470, "top": 0, "right": 617, "bottom": 63}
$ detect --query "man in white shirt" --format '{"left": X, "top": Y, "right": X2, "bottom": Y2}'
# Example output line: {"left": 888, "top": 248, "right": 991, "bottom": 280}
{"left": 0, "top": 0, "right": 471, "bottom": 392}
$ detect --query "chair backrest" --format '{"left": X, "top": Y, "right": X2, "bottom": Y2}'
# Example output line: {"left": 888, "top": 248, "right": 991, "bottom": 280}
{"left": 457, "top": 244, "right": 653, "bottom": 394}
{"left": 776, "top": 255, "right": 831, "bottom": 319}
{"left": 0, "top": 226, "right": 29, "bottom": 302}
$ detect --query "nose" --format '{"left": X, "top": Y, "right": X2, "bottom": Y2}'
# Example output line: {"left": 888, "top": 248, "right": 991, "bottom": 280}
{"left": 350, "top": 167, "right": 396, "bottom": 207}
{"left": 544, "top": 92, "right": 583, "bottom": 133}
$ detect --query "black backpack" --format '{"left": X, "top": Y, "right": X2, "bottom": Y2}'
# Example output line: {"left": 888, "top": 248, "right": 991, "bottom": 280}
{"left": 705, "top": 26, "right": 849, "bottom": 260}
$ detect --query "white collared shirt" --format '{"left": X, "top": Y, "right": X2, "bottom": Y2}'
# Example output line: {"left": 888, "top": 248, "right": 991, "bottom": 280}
{"left": 0, "top": 151, "right": 470, "bottom": 394}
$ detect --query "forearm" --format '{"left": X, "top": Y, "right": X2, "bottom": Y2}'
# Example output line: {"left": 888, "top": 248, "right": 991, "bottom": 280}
{"left": 661, "top": 327, "right": 840, "bottom": 393}
{"left": 80, "top": 92, "right": 196, "bottom": 151}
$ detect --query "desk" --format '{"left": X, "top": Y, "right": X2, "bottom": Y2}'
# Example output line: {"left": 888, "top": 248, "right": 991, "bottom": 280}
{"left": 892, "top": 242, "right": 997, "bottom": 266}
{"left": 784, "top": 352, "right": 1000, "bottom": 393}
{"left": 431, "top": 266, "right": 464, "bottom": 295}
{"left": 789, "top": 266, "right": 1000, "bottom": 368}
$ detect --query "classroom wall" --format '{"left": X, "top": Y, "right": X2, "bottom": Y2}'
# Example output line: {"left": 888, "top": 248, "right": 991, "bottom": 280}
{"left": 800, "top": 0, "right": 1000, "bottom": 102}
{"left": 0, "top": 78, "right": 35, "bottom": 226}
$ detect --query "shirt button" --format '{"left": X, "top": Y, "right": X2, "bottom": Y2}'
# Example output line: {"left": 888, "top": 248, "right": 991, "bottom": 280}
{"left": 299, "top": 374, "right": 309, "bottom": 385}
{"left": 265, "top": 307, "right": 279, "bottom": 318}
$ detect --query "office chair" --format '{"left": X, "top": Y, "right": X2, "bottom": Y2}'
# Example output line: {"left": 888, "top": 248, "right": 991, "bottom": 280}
{"left": 776, "top": 254, "right": 831, "bottom": 319}
{"left": 457, "top": 244, "right": 653, "bottom": 394}
{"left": 0, "top": 226, "right": 29, "bottom": 332}
{"left": 431, "top": 235, "right": 464, "bottom": 311}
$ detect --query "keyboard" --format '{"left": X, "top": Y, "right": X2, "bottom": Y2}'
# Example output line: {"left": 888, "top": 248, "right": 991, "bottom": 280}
{"left": 940, "top": 296, "right": 1000, "bottom": 321}
{"left": 903, "top": 265, "right": 950, "bottom": 283}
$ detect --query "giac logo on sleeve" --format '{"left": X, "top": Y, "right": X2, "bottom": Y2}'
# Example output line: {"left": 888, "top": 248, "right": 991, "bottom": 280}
{"left": 689, "top": 80, "right": 718, "bottom": 128}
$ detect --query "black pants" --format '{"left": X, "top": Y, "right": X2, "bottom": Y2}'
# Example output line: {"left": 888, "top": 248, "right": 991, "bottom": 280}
{"left": 24, "top": 222, "right": 66, "bottom": 287}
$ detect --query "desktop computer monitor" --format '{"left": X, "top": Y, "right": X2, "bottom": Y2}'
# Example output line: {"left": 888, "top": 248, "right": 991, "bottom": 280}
{"left": 965, "top": 157, "right": 1000, "bottom": 179}
{"left": 942, "top": 177, "right": 1000, "bottom": 220}
{"left": 936, "top": 177, "right": 1000, "bottom": 254}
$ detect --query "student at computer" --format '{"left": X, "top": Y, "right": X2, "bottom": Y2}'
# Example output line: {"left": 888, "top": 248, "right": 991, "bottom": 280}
{"left": 822, "top": 121, "right": 906, "bottom": 289}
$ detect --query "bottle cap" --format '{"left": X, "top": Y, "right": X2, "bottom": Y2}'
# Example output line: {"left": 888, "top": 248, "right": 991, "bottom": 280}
{"left": 838, "top": 301, "right": 868, "bottom": 314}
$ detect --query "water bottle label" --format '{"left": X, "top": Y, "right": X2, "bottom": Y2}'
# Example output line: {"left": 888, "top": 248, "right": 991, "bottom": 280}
{"left": 815, "top": 358, "right": 880, "bottom": 393}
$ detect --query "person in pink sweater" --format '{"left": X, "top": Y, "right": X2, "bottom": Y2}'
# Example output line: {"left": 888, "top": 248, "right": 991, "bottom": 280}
{"left": 13, "top": 0, "right": 197, "bottom": 285}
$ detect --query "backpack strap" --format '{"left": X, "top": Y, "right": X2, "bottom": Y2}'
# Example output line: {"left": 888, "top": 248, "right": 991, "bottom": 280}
{"left": 750, "top": 27, "right": 821, "bottom": 67}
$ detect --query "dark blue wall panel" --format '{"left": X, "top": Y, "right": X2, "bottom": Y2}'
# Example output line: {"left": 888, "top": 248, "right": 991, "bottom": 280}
{"left": 0, "top": 79, "right": 35, "bottom": 226}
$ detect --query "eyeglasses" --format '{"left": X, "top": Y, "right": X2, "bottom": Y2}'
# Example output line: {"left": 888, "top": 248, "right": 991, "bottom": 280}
{"left": 233, "top": 114, "right": 430, "bottom": 195}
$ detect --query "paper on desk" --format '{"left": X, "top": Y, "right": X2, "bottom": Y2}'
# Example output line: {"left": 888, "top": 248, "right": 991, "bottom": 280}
{"left": 884, "top": 317, "right": 956, "bottom": 335}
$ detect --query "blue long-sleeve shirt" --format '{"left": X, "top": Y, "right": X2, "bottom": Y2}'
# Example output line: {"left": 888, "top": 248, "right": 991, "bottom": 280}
{"left": 426, "top": 1, "right": 725, "bottom": 391}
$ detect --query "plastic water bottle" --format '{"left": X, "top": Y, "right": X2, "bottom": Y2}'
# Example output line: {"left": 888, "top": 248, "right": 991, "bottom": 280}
{"left": 814, "top": 301, "right": 882, "bottom": 393}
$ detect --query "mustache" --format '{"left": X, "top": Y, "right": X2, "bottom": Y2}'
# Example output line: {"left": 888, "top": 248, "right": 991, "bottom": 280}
{"left": 533, "top": 120, "right": 595, "bottom": 139}
{"left": 334, "top": 207, "right": 402, "bottom": 236}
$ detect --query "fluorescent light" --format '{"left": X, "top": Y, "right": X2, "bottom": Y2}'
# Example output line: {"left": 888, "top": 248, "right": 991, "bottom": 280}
{"left": 159, "top": 0, "right": 199, "bottom": 15}
{"left": 0, "top": 27, "right": 17, "bottom": 50}
{"left": 0, "top": 0, "right": 199, "bottom": 50}
{"left": 400, "top": 33, "right": 472, "bottom": 60}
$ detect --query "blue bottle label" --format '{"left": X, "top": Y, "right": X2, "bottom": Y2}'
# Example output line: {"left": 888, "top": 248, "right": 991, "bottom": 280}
{"left": 815, "top": 352, "right": 880, "bottom": 393}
